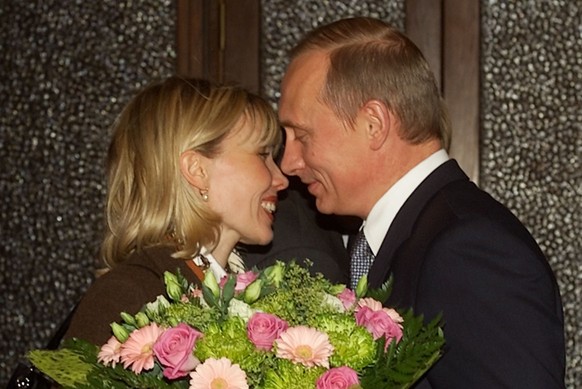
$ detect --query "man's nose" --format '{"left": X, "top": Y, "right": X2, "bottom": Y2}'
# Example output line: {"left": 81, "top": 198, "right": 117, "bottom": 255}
{"left": 280, "top": 139, "right": 304, "bottom": 176}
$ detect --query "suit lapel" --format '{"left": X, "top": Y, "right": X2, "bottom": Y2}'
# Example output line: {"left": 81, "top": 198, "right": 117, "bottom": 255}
{"left": 367, "top": 160, "right": 469, "bottom": 288}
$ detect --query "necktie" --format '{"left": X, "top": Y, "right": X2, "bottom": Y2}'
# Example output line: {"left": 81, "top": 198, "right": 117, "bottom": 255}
{"left": 349, "top": 229, "right": 375, "bottom": 290}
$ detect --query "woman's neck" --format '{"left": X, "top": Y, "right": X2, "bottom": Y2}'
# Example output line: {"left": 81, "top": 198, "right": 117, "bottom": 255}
{"left": 210, "top": 233, "right": 238, "bottom": 268}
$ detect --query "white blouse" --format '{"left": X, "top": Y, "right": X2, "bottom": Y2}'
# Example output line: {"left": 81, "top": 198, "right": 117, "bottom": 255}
{"left": 193, "top": 247, "right": 245, "bottom": 281}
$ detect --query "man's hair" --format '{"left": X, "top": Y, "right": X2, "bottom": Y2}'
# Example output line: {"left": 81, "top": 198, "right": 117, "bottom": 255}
{"left": 102, "top": 77, "right": 281, "bottom": 267}
{"left": 290, "top": 17, "right": 451, "bottom": 149}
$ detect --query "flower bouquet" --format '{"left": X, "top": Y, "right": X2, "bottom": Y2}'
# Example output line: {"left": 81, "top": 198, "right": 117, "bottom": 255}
{"left": 29, "top": 261, "right": 444, "bottom": 388}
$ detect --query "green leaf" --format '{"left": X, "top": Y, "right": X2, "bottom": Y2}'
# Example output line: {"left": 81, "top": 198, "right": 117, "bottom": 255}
{"left": 28, "top": 341, "right": 98, "bottom": 388}
{"left": 201, "top": 283, "right": 218, "bottom": 308}
{"left": 360, "top": 309, "right": 445, "bottom": 389}
{"left": 221, "top": 275, "right": 236, "bottom": 306}
{"left": 365, "top": 274, "right": 393, "bottom": 304}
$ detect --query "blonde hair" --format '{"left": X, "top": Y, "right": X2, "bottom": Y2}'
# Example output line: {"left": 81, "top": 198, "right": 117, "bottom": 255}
{"left": 101, "top": 77, "right": 281, "bottom": 268}
{"left": 290, "top": 17, "right": 451, "bottom": 150}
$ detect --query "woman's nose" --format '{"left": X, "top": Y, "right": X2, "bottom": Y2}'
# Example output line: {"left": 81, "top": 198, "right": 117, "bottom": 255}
{"left": 270, "top": 160, "right": 289, "bottom": 191}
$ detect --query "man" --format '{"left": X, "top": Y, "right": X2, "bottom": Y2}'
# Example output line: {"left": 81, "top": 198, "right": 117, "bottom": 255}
{"left": 278, "top": 17, "right": 565, "bottom": 388}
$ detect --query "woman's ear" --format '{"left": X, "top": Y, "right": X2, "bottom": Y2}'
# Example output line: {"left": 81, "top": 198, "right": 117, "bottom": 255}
{"left": 179, "top": 150, "right": 208, "bottom": 190}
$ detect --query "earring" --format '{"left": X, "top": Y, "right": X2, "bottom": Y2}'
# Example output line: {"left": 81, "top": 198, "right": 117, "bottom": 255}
{"left": 200, "top": 188, "right": 209, "bottom": 202}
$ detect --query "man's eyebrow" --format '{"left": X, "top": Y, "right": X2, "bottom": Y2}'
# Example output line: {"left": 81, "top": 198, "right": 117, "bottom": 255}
{"left": 280, "top": 120, "right": 309, "bottom": 132}
{"left": 279, "top": 120, "right": 296, "bottom": 129}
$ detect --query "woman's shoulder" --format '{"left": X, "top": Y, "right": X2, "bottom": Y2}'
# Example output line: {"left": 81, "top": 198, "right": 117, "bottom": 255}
{"left": 64, "top": 245, "right": 198, "bottom": 345}
{"left": 117, "top": 245, "right": 201, "bottom": 285}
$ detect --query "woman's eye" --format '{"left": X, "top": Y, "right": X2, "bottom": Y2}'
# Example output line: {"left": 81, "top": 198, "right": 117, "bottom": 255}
{"left": 258, "top": 152, "right": 270, "bottom": 160}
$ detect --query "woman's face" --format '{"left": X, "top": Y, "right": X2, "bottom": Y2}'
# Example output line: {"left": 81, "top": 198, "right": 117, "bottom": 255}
{"left": 205, "top": 117, "right": 289, "bottom": 249}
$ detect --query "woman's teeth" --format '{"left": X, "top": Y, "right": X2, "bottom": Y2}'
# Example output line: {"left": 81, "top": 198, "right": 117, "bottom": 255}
{"left": 261, "top": 201, "right": 276, "bottom": 213}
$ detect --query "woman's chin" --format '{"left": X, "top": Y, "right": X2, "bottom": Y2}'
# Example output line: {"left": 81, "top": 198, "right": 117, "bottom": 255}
{"left": 241, "top": 230, "right": 273, "bottom": 246}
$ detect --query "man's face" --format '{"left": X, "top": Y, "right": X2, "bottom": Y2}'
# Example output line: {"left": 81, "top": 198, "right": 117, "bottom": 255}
{"left": 278, "top": 51, "right": 371, "bottom": 217}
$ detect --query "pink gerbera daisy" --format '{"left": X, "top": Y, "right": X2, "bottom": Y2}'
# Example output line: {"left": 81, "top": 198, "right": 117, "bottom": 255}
{"left": 189, "top": 357, "right": 248, "bottom": 389}
{"left": 98, "top": 336, "right": 122, "bottom": 367}
{"left": 275, "top": 325, "right": 334, "bottom": 368}
{"left": 120, "top": 322, "right": 164, "bottom": 374}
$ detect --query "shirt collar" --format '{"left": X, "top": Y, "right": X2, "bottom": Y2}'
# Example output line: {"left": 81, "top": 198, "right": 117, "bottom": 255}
{"left": 193, "top": 247, "right": 228, "bottom": 281}
{"left": 364, "top": 149, "right": 449, "bottom": 255}
{"left": 193, "top": 246, "right": 246, "bottom": 281}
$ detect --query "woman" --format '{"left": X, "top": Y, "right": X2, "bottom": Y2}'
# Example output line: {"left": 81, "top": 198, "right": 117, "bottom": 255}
{"left": 65, "top": 77, "right": 288, "bottom": 345}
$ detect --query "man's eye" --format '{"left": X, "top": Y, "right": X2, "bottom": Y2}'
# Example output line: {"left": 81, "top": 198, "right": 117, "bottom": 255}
{"left": 295, "top": 132, "right": 308, "bottom": 143}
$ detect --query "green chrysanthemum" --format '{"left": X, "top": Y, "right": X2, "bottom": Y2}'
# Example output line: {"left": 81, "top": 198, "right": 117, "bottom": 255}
{"left": 262, "top": 359, "right": 325, "bottom": 389}
{"left": 313, "top": 313, "right": 377, "bottom": 370}
{"left": 195, "top": 317, "right": 267, "bottom": 374}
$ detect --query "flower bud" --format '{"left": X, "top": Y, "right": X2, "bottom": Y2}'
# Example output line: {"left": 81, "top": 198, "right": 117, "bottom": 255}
{"left": 145, "top": 295, "right": 171, "bottom": 318}
{"left": 120, "top": 312, "right": 137, "bottom": 327}
{"left": 111, "top": 322, "right": 129, "bottom": 343}
{"left": 135, "top": 311, "right": 150, "bottom": 328}
{"left": 243, "top": 279, "right": 263, "bottom": 304}
{"left": 203, "top": 271, "right": 220, "bottom": 299}
{"left": 163, "top": 270, "right": 179, "bottom": 285}
{"left": 165, "top": 272, "right": 183, "bottom": 302}
{"left": 263, "top": 262, "right": 284, "bottom": 288}
{"left": 355, "top": 275, "right": 368, "bottom": 298}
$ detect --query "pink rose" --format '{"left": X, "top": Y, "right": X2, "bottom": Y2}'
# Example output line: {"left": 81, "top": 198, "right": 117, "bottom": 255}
{"left": 316, "top": 366, "right": 360, "bottom": 389}
{"left": 247, "top": 312, "right": 288, "bottom": 351}
{"left": 338, "top": 288, "right": 356, "bottom": 310}
{"left": 153, "top": 323, "right": 203, "bottom": 379}
{"left": 355, "top": 307, "right": 403, "bottom": 348}
{"left": 235, "top": 271, "right": 259, "bottom": 293}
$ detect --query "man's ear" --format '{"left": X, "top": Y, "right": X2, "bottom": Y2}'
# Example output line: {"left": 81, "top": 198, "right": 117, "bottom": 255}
{"left": 361, "top": 99, "right": 392, "bottom": 151}
{"left": 179, "top": 149, "right": 208, "bottom": 190}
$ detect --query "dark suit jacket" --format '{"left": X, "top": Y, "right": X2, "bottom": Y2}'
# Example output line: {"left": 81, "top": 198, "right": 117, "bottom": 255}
{"left": 242, "top": 181, "right": 351, "bottom": 284}
{"left": 368, "top": 160, "right": 565, "bottom": 388}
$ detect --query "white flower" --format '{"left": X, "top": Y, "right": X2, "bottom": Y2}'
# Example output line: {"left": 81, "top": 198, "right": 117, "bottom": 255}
{"left": 144, "top": 295, "right": 170, "bottom": 317}
{"left": 228, "top": 298, "right": 256, "bottom": 321}
{"left": 322, "top": 293, "right": 346, "bottom": 312}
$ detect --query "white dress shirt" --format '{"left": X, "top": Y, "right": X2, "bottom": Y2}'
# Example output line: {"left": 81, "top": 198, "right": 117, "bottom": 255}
{"left": 363, "top": 149, "right": 450, "bottom": 255}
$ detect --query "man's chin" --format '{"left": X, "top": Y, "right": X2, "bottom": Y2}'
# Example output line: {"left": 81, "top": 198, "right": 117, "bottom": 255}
{"left": 314, "top": 197, "right": 335, "bottom": 215}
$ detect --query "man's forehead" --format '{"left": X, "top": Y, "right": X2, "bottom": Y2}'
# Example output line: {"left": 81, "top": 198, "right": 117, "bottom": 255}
{"left": 284, "top": 51, "right": 328, "bottom": 86}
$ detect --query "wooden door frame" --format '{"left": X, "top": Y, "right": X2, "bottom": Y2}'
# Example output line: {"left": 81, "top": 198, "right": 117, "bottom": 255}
{"left": 406, "top": 0, "right": 480, "bottom": 182}
{"left": 175, "top": 0, "right": 261, "bottom": 94}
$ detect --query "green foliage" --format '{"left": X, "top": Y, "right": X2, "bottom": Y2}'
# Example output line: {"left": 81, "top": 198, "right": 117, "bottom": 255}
{"left": 359, "top": 310, "right": 445, "bottom": 388}
{"left": 365, "top": 275, "right": 393, "bottom": 304}
{"left": 29, "top": 339, "right": 189, "bottom": 389}
{"left": 252, "top": 261, "right": 336, "bottom": 325}
{"left": 158, "top": 300, "right": 220, "bottom": 331}
{"left": 28, "top": 348, "right": 93, "bottom": 388}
